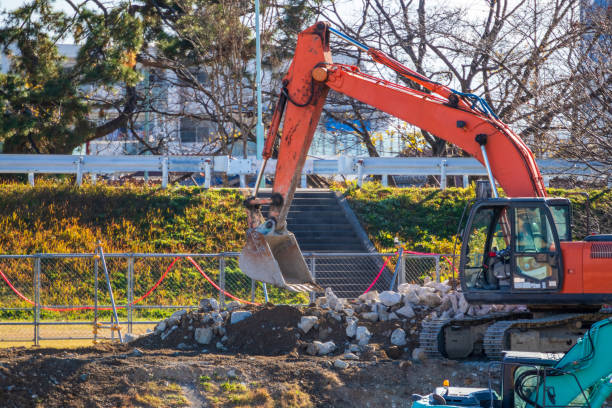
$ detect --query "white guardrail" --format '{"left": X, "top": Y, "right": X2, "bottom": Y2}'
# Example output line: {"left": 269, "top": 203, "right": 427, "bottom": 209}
{"left": 0, "top": 154, "right": 600, "bottom": 189}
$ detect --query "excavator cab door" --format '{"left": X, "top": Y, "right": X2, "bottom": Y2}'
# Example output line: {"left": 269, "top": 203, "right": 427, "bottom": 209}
{"left": 460, "top": 199, "right": 564, "bottom": 297}
{"left": 511, "top": 204, "right": 563, "bottom": 292}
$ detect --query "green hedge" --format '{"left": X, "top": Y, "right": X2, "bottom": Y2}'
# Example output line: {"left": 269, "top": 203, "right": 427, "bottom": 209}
{"left": 340, "top": 182, "right": 612, "bottom": 254}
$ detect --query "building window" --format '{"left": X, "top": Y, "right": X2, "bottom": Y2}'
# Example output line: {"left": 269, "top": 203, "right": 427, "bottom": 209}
{"left": 180, "top": 117, "right": 210, "bottom": 143}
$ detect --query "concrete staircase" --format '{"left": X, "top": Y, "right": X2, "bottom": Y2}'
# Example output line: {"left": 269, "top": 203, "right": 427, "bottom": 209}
{"left": 260, "top": 189, "right": 391, "bottom": 298}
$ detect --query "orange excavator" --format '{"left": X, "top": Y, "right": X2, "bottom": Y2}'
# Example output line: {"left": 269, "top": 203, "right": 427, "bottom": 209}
{"left": 239, "top": 22, "right": 612, "bottom": 358}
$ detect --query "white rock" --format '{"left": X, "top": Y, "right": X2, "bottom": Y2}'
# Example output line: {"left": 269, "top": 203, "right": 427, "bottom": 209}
{"left": 342, "top": 352, "right": 360, "bottom": 360}
{"left": 403, "top": 291, "right": 420, "bottom": 305}
{"left": 123, "top": 333, "right": 139, "bottom": 343}
{"left": 349, "top": 344, "right": 361, "bottom": 353}
{"left": 342, "top": 308, "right": 354, "bottom": 317}
{"left": 412, "top": 347, "right": 427, "bottom": 362}
{"left": 170, "top": 309, "right": 187, "bottom": 320}
{"left": 379, "top": 291, "right": 402, "bottom": 307}
{"left": 155, "top": 321, "right": 167, "bottom": 334}
{"left": 166, "top": 316, "right": 180, "bottom": 327}
{"left": 358, "top": 290, "right": 379, "bottom": 303}
{"left": 361, "top": 312, "right": 379, "bottom": 322}
{"left": 355, "top": 326, "right": 371, "bottom": 346}
{"left": 298, "top": 316, "right": 318, "bottom": 334}
{"left": 199, "top": 298, "right": 219, "bottom": 311}
{"left": 329, "top": 312, "right": 342, "bottom": 322}
{"left": 432, "top": 282, "right": 451, "bottom": 295}
{"left": 194, "top": 327, "right": 213, "bottom": 345}
{"left": 308, "top": 340, "right": 336, "bottom": 356}
{"left": 390, "top": 328, "right": 407, "bottom": 346}
{"left": 160, "top": 325, "right": 177, "bottom": 341}
{"left": 225, "top": 301, "right": 241, "bottom": 310}
{"left": 346, "top": 319, "right": 358, "bottom": 338}
{"left": 325, "top": 287, "right": 341, "bottom": 310}
{"left": 418, "top": 291, "right": 442, "bottom": 307}
{"left": 230, "top": 311, "right": 252, "bottom": 324}
{"left": 398, "top": 283, "right": 420, "bottom": 294}
{"left": 396, "top": 304, "right": 415, "bottom": 319}
{"left": 334, "top": 359, "right": 349, "bottom": 369}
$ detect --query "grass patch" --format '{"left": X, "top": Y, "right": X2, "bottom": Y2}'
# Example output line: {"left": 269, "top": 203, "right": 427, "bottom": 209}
{"left": 133, "top": 381, "right": 189, "bottom": 407}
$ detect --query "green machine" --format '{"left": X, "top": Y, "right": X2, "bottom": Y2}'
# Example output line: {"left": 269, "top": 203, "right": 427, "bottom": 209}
{"left": 412, "top": 318, "right": 612, "bottom": 408}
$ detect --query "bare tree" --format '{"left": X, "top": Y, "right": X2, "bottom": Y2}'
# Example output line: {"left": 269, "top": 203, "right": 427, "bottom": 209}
{"left": 315, "top": 0, "right": 589, "bottom": 159}
{"left": 554, "top": 3, "right": 612, "bottom": 184}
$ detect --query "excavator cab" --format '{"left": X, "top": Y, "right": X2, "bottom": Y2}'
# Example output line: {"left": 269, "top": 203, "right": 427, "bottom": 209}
{"left": 460, "top": 198, "right": 570, "bottom": 304}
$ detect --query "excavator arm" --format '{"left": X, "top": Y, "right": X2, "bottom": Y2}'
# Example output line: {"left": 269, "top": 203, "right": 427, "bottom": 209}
{"left": 239, "top": 22, "right": 547, "bottom": 291}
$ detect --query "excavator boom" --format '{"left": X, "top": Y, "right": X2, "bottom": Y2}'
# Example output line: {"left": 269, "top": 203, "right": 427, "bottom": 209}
{"left": 239, "top": 21, "right": 547, "bottom": 290}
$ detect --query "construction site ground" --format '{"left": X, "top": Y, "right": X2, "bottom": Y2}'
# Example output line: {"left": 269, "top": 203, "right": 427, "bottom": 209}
{"left": 0, "top": 344, "right": 496, "bottom": 408}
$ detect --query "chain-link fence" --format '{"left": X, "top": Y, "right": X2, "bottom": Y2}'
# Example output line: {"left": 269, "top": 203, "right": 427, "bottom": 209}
{"left": 0, "top": 251, "right": 456, "bottom": 345}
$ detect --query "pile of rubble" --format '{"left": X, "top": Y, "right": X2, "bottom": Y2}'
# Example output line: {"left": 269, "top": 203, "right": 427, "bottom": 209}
{"left": 130, "top": 280, "right": 525, "bottom": 365}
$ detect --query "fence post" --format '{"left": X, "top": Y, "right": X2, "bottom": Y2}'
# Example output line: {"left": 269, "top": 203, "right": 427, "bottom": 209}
{"left": 440, "top": 159, "right": 447, "bottom": 190}
{"left": 76, "top": 157, "right": 84, "bottom": 186}
{"left": 94, "top": 255, "right": 99, "bottom": 344}
{"left": 357, "top": 160, "right": 364, "bottom": 187}
{"left": 251, "top": 279, "right": 256, "bottom": 303}
{"left": 435, "top": 256, "right": 441, "bottom": 282}
{"left": 34, "top": 256, "right": 41, "bottom": 347}
{"left": 161, "top": 157, "right": 169, "bottom": 189}
{"left": 219, "top": 255, "right": 226, "bottom": 306}
{"left": 309, "top": 257, "right": 316, "bottom": 305}
{"left": 127, "top": 255, "right": 134, "bottom": 335}
{"left": 399, "top": 251, "right": 406, "bottom": 286}
{"left": 204, "top": 159, "right": 212, "bottom": 189}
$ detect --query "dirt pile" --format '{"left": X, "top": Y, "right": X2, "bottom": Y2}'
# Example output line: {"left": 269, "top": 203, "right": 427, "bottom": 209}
{"left": 130, "top": 282, "right": 526, "bottom": 361}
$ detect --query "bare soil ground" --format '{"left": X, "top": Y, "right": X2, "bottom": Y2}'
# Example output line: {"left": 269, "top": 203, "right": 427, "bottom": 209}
{"left": 0, "top": 344, "right": 496, "bottom": 408}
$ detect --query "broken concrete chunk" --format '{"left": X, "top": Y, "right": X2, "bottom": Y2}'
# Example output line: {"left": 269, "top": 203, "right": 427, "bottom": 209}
{"left": 199, "top": 298, "right": 219, "bottom": 312}
{"left": 379, "top": 291, "right": 402, "bottom": 307}
{"left": 342, "top": 352, "right": 360, "bottom": 360}
{"left": 412, "top": 347, "right": 427, "bottom": 363}
{"left": 355, "top": 326, "right": 371, "bottom": 346}
{"left": 396, "top": 304, "right": 415, "bottom": 319}
{"left": 194, "top": 327, "right": 213, "bottom": 345}
{"left": 418, "top": 291, "right": 442, "bottom": 307}
{"left": 358, "top": 290, "right": 379, "bottom": 303}
{"left": 170, "top": 309, "right": 187, "bottom": 320}
{"left": 345, "top": 319, "right": 358, "bottom": 338}
{"left": 123, "top": 333, "right": 139, "bottom": 343}
{"left": 390, "top": 328, "right": 407, "bottom": 346}
{"left": 307, "top": 340, "right": 336, "bottom": 356}
{"left": 154, "top": 321, "right": 167, "bottom": 334}
{"left": 402, "top": 291, "right": 420, "bottom": 305}
{"left": 230, "top": 311, "right": 252, "bottom": 324}
{"left": 361, "top": 312, "right": 379, "bottom": 322}
{"left": 298, "top": 316, "right": 318, "bottom": 334}
{"left": 334, "top": 359, "right": 349, "bottom": 369}
{"left": 160, "top": 325, "right": 177, "bottom": 341}
{"left": 225, "top": 301, "right": 241, "bottom": 310}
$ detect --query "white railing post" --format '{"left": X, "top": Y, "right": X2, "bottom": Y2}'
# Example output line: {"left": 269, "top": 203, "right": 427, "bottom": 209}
{"left": 382, "top": 174, "right": 388, "bottom": 186}
{"left": 301, "top": 174, "right": 307, "bottom": 188}
{"left": 76, "top": 156, "right": 84, "bottom": 186}
{"left": 357, "top": 159, "right": 364, "bottom": 187}
{"left": 440, "top": 159, "right": 447, "bottom": 190}
{"left": 161, "top": 157, "right": 169, "bottom": 189}
{"left": 28, "top": 173, "right": 35, "bottom": 186}
{"left": 204, "top": 159, "right": 212, "bottom": 189}
{"left": 463, "top": 174, "right": 469, "bottom": 188}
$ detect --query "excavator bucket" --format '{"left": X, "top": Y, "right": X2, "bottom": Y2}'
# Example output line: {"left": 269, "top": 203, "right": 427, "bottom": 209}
{"left": 239, "top": 229, "right": 322, "bottom": 293}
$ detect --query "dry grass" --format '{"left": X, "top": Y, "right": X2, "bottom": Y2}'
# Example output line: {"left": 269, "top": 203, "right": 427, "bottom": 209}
{"left": 133, "top": 381, "right": 189, "bottom": 407}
